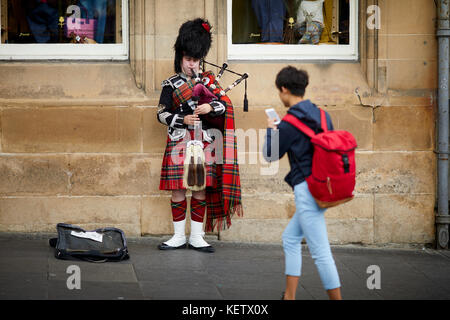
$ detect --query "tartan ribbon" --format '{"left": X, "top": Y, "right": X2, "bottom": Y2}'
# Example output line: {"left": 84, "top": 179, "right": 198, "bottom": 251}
{"left": 170, "top": 71, "right": 243, "bottom": 232}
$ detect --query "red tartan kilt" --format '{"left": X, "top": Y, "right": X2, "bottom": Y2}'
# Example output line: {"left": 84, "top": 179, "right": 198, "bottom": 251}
{"left": 159, "top": 130, "right": 219, "bottom": 190}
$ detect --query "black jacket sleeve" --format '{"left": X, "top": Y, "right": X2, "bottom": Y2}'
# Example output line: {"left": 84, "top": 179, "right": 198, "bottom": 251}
{"left": 208, "top": 100, "right": 226, "bottom": 117}
{"left": 263, "top": 122, "right": 303, "bottom": 162}
{"left": 156, "top": 85, "right": 186, "bottom": 129}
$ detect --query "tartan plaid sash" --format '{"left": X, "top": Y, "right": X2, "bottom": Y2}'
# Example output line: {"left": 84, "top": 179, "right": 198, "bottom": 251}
{"left": 170, "top": 72, "right": 243, "bottom": 232}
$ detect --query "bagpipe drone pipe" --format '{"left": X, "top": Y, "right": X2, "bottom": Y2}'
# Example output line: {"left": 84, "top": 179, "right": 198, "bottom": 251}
{"left": 183, "top": 62, "right": 249, "bottom": 190}
{"left": 192, "top": 61, "right": 249, "bottom": 131}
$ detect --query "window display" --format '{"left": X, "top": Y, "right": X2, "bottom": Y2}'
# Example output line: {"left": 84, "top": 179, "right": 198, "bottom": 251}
{"left": 297, "top": 0, "right": 324, "bottom": 44}
{"left": 1, "top": 0, "right": 122, "bottom": 44}
{"left": 232, "top": 0, "right": 350, "bottom": 45}
{"left": 252, "top": 0, "right": 286, "bottom": 43}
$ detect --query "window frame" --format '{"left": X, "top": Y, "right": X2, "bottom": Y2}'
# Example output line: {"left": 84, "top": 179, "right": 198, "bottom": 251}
{"left": 0, "top": 0, "right": 129, "bottom": 60}
{"left": 227, "top": 0, "right": 359, "bottom": 61}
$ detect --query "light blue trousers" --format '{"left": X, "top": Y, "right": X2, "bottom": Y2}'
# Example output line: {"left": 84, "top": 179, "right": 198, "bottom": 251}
{"left": 282, "top": 181, "right": 341, "bottom": 290}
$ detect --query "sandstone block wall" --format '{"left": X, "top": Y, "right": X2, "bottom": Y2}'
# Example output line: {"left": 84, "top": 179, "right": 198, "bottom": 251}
{"left": 0, "top": 0, "right": 438, "bottom": 245}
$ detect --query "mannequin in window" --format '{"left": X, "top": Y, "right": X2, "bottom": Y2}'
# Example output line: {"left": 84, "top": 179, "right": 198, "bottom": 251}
{"left": 251, "top": 0, "right": 286, "bottom": 43}
{"left": 25, "top": 0, "right": 59, "bottom": 43}
{"left": 78, "top": 0, "right": 109, "bottom": 43}
{"left": 296, "top": 0, "right": 325, "bottom": 45}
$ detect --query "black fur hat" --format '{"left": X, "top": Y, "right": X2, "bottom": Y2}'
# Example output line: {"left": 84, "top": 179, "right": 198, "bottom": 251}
{"left": 174, "top": 18, "right": 212, "bottom": 73}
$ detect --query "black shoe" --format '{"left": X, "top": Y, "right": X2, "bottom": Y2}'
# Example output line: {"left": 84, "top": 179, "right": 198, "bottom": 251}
{"left": 158, "top": 242, "right": 187, "bottom": 250}
{"left": 188, "top": 243, "right": 215, "bottom": 253}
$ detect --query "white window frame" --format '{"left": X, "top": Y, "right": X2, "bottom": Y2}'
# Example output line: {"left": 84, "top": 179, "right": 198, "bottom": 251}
{"left": 227, "top": 0, "right": 358, "bottom": 61}
{"left": 0, "top": 0, "right": 129, "bottom": 60}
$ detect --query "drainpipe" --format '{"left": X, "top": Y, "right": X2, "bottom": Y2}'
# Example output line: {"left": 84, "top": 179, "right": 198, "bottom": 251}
{"left": 373, "top": 0, "right": 379, "bottom": 93}
{"left": 437, "top": 0, "right": 450, "bottom": 249}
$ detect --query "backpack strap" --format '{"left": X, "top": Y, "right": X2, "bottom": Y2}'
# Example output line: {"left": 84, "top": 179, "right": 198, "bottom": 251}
{"left": 320, "top": 108, "right": 328, "bottom": 132}
{"left": 283, "top": 109, "right": 328, "bottom": 136}
{"left": 282, "top": 114, "right": 316, "bottom": 138}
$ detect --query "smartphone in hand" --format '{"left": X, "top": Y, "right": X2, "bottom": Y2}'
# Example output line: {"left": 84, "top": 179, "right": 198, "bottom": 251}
{"left": 265, "top": 108, "right": 281, "bottom": 125}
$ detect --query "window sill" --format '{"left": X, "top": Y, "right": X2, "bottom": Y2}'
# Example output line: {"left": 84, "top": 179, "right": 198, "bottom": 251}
{"left": 0, "top": 62, "right": 151, "bottom": 103}
{"left": 227, "top": 44, "right": 358, "bottom": 61}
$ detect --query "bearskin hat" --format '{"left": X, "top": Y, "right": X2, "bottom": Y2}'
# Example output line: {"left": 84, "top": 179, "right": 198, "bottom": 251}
{"left": 174, "top": 18, "right": 212, "bottom": 73}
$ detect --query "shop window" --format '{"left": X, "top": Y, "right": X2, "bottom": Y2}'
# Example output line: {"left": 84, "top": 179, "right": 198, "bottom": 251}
{"left": 228, "top": 0, "right": 358, "bottom": 60}
{"left": 0, "top": 0, "right": 128, "bottom": 60}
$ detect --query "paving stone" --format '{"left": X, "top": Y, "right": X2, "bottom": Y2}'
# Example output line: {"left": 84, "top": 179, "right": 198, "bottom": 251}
{"left": 0, "top": 257, "right": 48, "bottom": 276}
{"left": 132, "top": 251, "right": 209, "bottom": 281}
{"left": 139, "top": 271, "right": 222, "bottom": 300}
{"left": 1, "top": 236, "right": 450, "bottom": 300}
{"left": 47, "top": 280, "right": 144, "bottom": 300}
{"left": 219, "top": 287, "right": 276, "bottom": 300}
{"left": 47, "top": 258, "right": 137, "bottom": 283}
{"left": 0, "top": 274, "right": 48, "bottom": 300}
{"left": 209, "top": 272, "right": 286, "bottom": 292}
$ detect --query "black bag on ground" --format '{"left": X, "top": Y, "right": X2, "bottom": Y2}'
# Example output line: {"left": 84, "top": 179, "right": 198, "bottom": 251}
{"left": 49, "top": 223, "right": 130, "bottom": 263}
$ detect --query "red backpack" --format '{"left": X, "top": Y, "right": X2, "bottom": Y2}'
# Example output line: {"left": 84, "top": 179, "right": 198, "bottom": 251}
{"left": 283, "top": 109, "right": 357, "bottom": 208}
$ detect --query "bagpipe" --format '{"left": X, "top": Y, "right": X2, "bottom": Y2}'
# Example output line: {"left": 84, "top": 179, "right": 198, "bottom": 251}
{"left": 183, "top": 61, "right": 249, "bottom": 191}
{"left": 191, "top": 61, "right": 249, "bottom": 130}
{"left": 196, "top": 61, "right": 249, "bottom": 111}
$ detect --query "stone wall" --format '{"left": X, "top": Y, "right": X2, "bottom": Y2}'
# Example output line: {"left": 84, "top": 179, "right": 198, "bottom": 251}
{"left": 0, "top": 0, "right": 438, "bottom": 245}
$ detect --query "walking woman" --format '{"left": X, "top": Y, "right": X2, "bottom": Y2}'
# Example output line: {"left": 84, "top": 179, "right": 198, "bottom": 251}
{"left": 263, "top": 66, "right": 342, "bottom": 300}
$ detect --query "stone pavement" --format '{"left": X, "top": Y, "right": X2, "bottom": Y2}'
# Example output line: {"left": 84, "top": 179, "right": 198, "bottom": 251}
{"left": 1, "top": 233, "right": 450, "bottom": 300}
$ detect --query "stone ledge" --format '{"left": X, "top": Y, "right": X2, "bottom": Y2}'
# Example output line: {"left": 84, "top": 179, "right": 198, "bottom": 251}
{"left": 0, "top": 196, "right": 142, "bottom": 236}
{"left": 0, "top": 62, "right": 148, "bottom": 101}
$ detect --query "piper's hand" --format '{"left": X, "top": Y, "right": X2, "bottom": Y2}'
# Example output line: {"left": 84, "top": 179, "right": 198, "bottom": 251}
{"left": 184, "top": 114, "right": 200, "bottom": 126}
{"left": 194, "top": 103, "right": 213, "bottom": 115}
{"left": 267, "top": 118, "right": 278, "bottom": 130}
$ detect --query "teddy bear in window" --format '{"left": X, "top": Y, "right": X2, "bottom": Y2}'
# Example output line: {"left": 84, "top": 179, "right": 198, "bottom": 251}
{"left": 296, "top": 0, "right": 325, "bottom": 45}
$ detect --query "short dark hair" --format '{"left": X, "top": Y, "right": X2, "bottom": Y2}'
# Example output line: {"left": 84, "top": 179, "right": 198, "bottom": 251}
{"left": 275, "top": 66, "right": 309, "bottom": 97}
